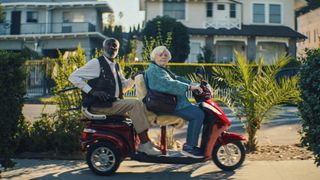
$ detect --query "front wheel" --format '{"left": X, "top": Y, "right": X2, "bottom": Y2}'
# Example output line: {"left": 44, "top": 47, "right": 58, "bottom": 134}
{"left": 212, "top": 141, "right": 246, "bottom": 171}
{"left": 86, "top": 142, "right": 121, "bottom": 176}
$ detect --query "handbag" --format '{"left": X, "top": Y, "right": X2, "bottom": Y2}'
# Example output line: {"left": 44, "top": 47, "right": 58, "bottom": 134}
{"left": 143, "top": 73, "right": 177, "bottom": 113}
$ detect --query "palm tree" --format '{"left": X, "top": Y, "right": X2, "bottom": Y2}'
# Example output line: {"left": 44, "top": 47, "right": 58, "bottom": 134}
{"left": 201, "top": 52, "right": 300, "bottom": 152}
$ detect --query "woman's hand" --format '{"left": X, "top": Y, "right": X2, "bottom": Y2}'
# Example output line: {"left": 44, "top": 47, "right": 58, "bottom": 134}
{"left": 189, "top": 84, "right": 203, "bottom": 94}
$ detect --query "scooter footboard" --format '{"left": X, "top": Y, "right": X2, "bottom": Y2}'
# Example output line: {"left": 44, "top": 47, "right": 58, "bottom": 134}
{"left": 218, "top": 132, "right": 246, "bottom": 145}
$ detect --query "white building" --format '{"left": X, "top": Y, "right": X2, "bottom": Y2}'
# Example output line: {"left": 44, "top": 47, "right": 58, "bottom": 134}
{"left": 140, "top": 0, "right": 306, "bottom": 64}
{"left": 0, "top": 0, "right": 113, "bottom": 58}
{"left": 296, "top": 6, "right": 320, "bottom": 56}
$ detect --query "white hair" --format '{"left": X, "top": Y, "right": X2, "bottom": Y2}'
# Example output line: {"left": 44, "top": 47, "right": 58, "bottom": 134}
{"left": 150, "top": 46, "right": 172, "bottom": 61}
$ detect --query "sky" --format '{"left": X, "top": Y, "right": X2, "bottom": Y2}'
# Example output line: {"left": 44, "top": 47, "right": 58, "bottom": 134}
{"left": 101, "top": 0, "right": 145, "bottom": 32}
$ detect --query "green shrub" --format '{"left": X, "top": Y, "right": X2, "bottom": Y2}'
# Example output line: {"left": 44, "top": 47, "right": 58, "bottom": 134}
{"left": 28, "top": 114, "right": 55, "bottom": 152}
{"left": 48, "top": 45, "right": 85, "bottom": 153}
{"left": 298, "top": 49, "right": 320, "bottom": 166}
{"left": 45, "top": 45, "right": 85, "bottom": 153}
{"left": 52, "top": 114, "right": 84, "bottom": 153}
{"left": 15, "top": 118, "right": 32, "bottom": 153}
{"left": 0, "top": 51, "right": 26, "bottom": 169}
{"left": 15, "top": 45, "right": 86, "bottom": 154}
{"left": 16, "top": 111, "right": 84, "bottom": 154}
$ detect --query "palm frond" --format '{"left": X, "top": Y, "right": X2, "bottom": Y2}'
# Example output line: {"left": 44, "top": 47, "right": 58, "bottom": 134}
{"left": 211, "top": 88, "right": 244, "bottom": 121}
{"left": 252, "top": 74, "right": 300, "bottom": 122}
{"left": 234, "top": 51, "right": 256, "bottom": 90}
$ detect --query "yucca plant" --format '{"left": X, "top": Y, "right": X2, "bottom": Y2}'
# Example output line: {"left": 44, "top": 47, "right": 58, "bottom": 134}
{"left": 191, "top": 51, "right": 300, "bottom": 152}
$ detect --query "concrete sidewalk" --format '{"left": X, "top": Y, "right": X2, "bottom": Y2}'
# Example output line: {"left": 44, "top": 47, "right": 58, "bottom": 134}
{"left": 15, "top": 104, "right": 319, "bottom": 179}
{"left": 1, "top": 159, "right": 319, "bottom": 180}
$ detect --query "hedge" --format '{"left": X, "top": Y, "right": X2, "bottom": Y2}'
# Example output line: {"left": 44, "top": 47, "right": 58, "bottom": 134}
{"left": 298, "top": 49, "right": 320, "bottom": 166}
{"left": 0, "top": 51, "right": 26, "bottom": 169}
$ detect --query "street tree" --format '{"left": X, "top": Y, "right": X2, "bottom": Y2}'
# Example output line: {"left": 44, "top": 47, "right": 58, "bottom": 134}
{"left": 142, "top": 16, "right": 189, "bottom": 62}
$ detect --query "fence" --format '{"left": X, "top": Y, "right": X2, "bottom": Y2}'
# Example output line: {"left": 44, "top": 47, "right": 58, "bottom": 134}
{"left": 25, "top": 60, "right": 52, "bottom": 97}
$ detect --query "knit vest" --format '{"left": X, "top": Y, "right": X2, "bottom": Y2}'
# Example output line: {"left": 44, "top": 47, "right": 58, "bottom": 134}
{"left": 86, "top": 56, "right": 123, "bottom": 107}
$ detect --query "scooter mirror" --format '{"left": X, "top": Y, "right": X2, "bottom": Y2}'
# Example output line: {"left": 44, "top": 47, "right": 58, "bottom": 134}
{"left": 195, "top": 66, "right": 206, "bottom": 79}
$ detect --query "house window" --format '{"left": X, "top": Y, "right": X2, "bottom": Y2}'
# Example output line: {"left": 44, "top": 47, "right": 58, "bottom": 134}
{"left": 27, "top": 11, "right": 38, "bottom": 23}
{"left": 253, "top": 4, "right": 265, "bottom": 23}
{"left": 63, "top": 12, "right": 85, "bottom": 23}
{"left": 256, "top": 42, "right": 286, "bottom": 64}
{"left": 163, "top": 2, "right": 185, "bottom": 20}
{"left": 217, "top": 4, "right": 225, "bottom": 10}
{"left": 230, "top": 3, "right": 236, "bottom": 18}
{"left": 269, "top": 4, "right": 281, "bottom": 23}
{"left": 207, "top": 2, "right": 213, "bottom": 17}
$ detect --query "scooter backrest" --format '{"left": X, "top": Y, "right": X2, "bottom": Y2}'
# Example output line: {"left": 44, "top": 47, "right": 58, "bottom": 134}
{"left": 134, "top": 74, "right": 185, "bottom": 128}
{"left": 134, "top": 74, "right": 148, "bottom": 101}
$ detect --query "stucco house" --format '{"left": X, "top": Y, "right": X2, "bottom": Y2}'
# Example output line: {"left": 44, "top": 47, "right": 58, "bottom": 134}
{"left": 296, "top": 5, "right": 320, "bottom": 56}
{"left": 0, "top": 0, "right": 112, "bottom": 58}
{"left": 140, "top": 0, "right": 306, "bottom": 64}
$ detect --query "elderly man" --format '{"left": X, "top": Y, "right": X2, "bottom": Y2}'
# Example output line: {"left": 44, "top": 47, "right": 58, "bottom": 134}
{"left": 69, "top": 38, "right": 160, "bottom": 155}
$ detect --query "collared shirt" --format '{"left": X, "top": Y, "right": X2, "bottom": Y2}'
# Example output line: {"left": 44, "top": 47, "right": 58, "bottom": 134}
{"left": 69, "top": 56, "right": 134, "bottom": 97}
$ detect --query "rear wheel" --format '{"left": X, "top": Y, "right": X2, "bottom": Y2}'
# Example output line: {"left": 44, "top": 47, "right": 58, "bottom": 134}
{"left": 86, "top": 142, "right": 121, "bottom": 176}
{"left": 212, "top": 141, "right": 246, "bottom": 171}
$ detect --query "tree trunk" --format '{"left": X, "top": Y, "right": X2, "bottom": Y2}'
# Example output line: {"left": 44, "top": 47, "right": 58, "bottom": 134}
{"left": 246, "top": 119, "right": 259, "bottom": 152}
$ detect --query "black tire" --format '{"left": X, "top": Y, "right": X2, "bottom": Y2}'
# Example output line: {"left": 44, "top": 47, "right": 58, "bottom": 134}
{"left": 212, "top": 141, "right": 246, "bottom": 171}
{"left": 86, "top": 142, "right": 121, "bottom": 176}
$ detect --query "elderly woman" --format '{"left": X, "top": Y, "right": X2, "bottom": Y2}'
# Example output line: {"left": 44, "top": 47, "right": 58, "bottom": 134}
{"left": 145, "top": 46, "right": 205, "bottom": 158}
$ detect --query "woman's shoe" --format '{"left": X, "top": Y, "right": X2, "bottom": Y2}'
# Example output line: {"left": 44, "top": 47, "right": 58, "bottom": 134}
{"left": 138, "top": 141, "right": 162, "bottom": 155}
{"left": 181, "top": 144, "right": 204, "bottom": 158}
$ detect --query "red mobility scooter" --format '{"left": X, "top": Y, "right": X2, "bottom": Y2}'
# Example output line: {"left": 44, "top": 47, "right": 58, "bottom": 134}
{"left": 80, "top": 70, "right": 246, "bottom": 176}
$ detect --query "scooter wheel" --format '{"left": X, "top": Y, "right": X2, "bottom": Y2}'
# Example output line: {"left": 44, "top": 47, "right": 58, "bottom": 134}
{"left": 86, "top": 141, "right": 121, "bottom": 176}
{"left": 212, "top": 141, "right": 246, "bottom": 171}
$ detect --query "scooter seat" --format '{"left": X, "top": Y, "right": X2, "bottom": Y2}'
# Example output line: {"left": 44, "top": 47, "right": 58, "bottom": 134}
{"left": 89, "top": 116, "right": 131, "bottom": 125}
{"left": 81, "top": 107, "right": 127, "bottom": 120}
{"left": 146, "top": 111, "right": 185, "bottom": 129}
{"left": 135, "top": 74, "right": 185, "bottom": 129}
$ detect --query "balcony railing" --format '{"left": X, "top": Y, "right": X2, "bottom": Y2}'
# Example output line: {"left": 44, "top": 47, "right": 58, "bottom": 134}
{"left": 0, "top": 22, "right": 96, "bottom": 35}
{"left": 204, "top": 19, "right": 241, "bottom": 29}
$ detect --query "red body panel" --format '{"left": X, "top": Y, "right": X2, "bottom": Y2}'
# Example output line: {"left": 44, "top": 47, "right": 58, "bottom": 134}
{"left": 81, "top": 121, "right": 136, "bottom": 158}
{"left": 218, "top": 132, "right": 247, "bottom": 145}
{"left": 203, "top": 99, "right": 231, "bottom": 126}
